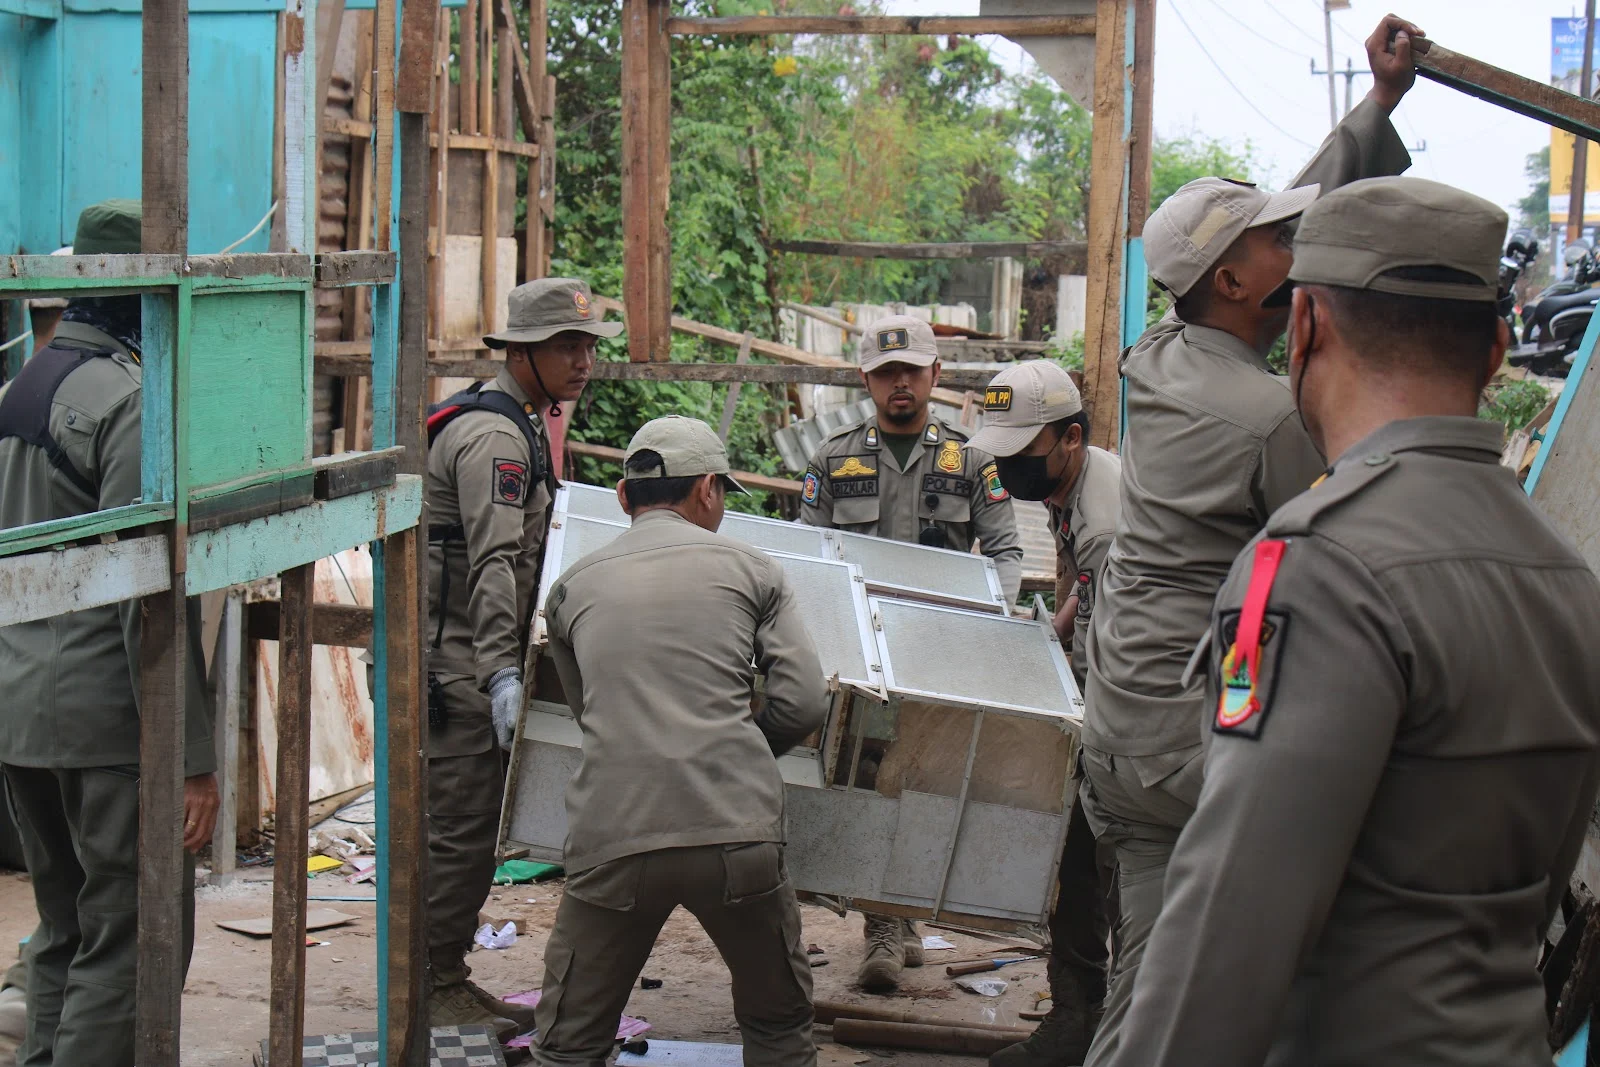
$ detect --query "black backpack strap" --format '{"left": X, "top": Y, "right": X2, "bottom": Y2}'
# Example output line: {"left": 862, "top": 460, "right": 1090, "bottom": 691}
{"left": 0, "top": 344, "right": 109, "bottom": 498}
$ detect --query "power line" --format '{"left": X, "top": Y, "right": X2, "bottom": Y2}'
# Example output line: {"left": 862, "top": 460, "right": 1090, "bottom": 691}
{"left": 1255, "top": 0, "right": 1326, "bottom": 49}
{"left": 1169, "top": 0, "right": 1318, "bottom": 149}
{"left": 1198, "top": 0, "right": 1317, "bottom": 61}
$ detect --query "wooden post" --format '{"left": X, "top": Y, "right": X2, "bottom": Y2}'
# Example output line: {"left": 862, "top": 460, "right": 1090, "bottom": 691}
{"left": 136, "top": 0, "right": 188, "bottom": 1055}
{"left": 537, "top": 73, "right": 556, "bottom": 279}
{"left": 1127, "top": 0, "right": 1155, "bottom": 237}
{"left": 373, "top": 0, "right": 396, "bottom": 251}
{"left": 267, "top": 563, "right": 315, "bottom": 1067}
{"left": 1571, "top": 0, "right": 1597, "bottom": 245}
{"left": 211, "top": 590, "right": 245, "bottom": 885}
{"left": 461, "top": 0, "right": 479, "bottom": 133}
{"left": 1081, "top": 0, "right": 1130, "bottom": 451}
{"left": 621, "top": 0, "right": 671, "bottom": 362}
{"left": 480, "top": 12, "right": 500, "bottom": 334}
{"left": 431, "top": 16, "right": 451, "bottom": 342}
{"left": 498, "top": 28, "right": 514, "bottom": 139}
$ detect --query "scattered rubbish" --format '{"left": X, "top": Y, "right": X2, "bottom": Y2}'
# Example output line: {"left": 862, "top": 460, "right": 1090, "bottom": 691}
{"left": 501, "top": 990, "right": 650, "bottom": 1049}
{"left": 474, "top": 922, "right": 517, "bottom": 950}
{"left": 621, "top": 1038, "right": 650, "bottom": 1055}
{"left": 306, "top": 937, "right": 330, "bottom": 948}
{"left": 807, "top": 944, "right": 825, "bottom": 955}
{"left": 815, "top": 1042, "right": 874, "bottom": 1067}
{"left": 953, "top": 976, "right": 1008, "bottom": 997}
{"left": 308, "top": 894, "right": 379, "bottom": 903}
{"left": 307, "top": 855, "right": 345, "bottom": 875}
{"left": 217, "top": 909, "right": 359, "bottom": 938}
{"left": 920, "top": 935, "right": 958, "bottom": 951}
{"left": 525, "top": 898, "right": 539, "bottom": 904}
{"left": 346, "top": 856, "right": 378, "bottom": 884}
{"left": 946, "top": 955, "right": 1041, "bottom": 977}
{"left": 640, "top": 977, "right": 664, "bottom": 990}
{"left": 493, "top": 860, "right": 563, "bottom": 885}
{"left": 1020, "top": 990, "right": 1051, "bottom": 1022}
{"left": 331, "top": 958, "right": 344, "bottom": 963}
{"left": 810, "top": 959, "right": 830, "bottom": 969}
{"left": 616, "top": 1038, "right": 744, "bottom": 1067}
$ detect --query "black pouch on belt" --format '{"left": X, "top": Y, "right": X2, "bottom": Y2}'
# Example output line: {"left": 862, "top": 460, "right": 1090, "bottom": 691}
{"left": 427, "top": 672, "right": 447, "bottom": 730}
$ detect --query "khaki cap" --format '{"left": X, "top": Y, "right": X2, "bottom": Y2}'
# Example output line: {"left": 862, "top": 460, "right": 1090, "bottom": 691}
{"left": 1146, "top": 177, "right": 1320, "bottom": 298}
{"left": 483, "top": 277, "right": 624, "bottom": 348}
{"left": 857, "top": 314, "right": 940, "bottom": 373}
{"left": 624, "top": 415, "right": 748, "bottom": 494}
{"left": 1263, "top": 176, "right": 1506, "bottom": 307}
{"left": 964, "top": 360, "right": 1083, "bottom": 458}
{"left": 73, "top": 199, "right": 142, "bottom": 256}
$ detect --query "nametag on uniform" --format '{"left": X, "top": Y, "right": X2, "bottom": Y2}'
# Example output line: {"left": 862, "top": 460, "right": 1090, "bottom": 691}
{"left": 922, "top": 473, "right": 972, "bottom": 497}
{"left": 832, "top": 477, "right": 878, "bottom": 498}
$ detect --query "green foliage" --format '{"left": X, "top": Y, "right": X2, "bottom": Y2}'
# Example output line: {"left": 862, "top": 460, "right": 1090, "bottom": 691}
{"left": 1518, "top": 146, "right": 1551, "bottom": 234}
{"left": 1479, "top": 377, "right": 1552, "bottom": 430}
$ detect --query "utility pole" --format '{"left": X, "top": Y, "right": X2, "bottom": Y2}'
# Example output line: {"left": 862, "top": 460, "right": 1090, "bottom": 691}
{"left": 1322, "top": 0, "right": 1350, "bottom": 130}
{"left": 1570, "top": 0, "right": 1598, "bottom": 245}
{"left": 1310, "top": 55, "right": 1369, "bottom": 118}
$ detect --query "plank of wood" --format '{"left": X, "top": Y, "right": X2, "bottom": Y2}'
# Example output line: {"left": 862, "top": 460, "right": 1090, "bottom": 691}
{"left": 327, "top": 114, "right": 376, "bottom": 139}
{"left": 782, "top": 300, "right": 863, "bottom": 336}
{"left": 426, "top": 131, "right": 539, "bottom": 159}
{"left": 770, "top": 239, "right": 1087, "bottom": 267}
{"left": 0, "top": 536, "right": 170, "bottom": 627}
{"left": 480, "top": 13, "right": 501, "bottom": 337}
{"left": 141, "top": 0, "right": 187, "bottom": 255}
{"left": 567, "top": 440, "right": 802, "bottom": 495}
{"left": 314, "top": 0, "right": 348, "bottom": 167}
{"left": 247, "top": 599, "right": 376, "bottom": 648}
{"left": 716, "top": 333, "right": 755, "bottom": 441}
{"left": 395, "top": 0, "right": 439, "bottom": 113}
{"left": 1080, "top": 0, "right": 1130, "bottom": 452}
{"left": 430, "top": 15, "right": 450, "bottom": 334}
{"left": 647, "top": 0, "right": 672, "bottom": 363}
{"left": 666, "top": 15, "right": 1095, "bottom": 37}
{"left": 461, "top": 0, "right": 479, "bottom": 133}
{"left": 1126, "top": 0, "right": 1155, "bottom": 236}
{"left": 381, "top": 525, "right": 429, "bottom": 1066}
{"left": 211, "top": 590, "right": 244, "bottom": 886}
{"left": 312, "top": 446, "right": 403, "bottom": 499}
{"left": 1412, "top": 36, "right": 1600, "bottom": 143}
{"left": 621, "top": 0, "right": 655, "bottom": 362}
{"left": 315, "top": 250, "right": 398, "bottom": 287}
{"left": 373, "top": 0, "right": 397, "bottom": 251}
{"left": 268, "top": 563, "right": 315, "bottom": 1067}
{"left": 498, "top": 26, "right": 514, "bottom": 139}
{"left": 135, "top": 587, "right": 187, "bottom": 1064}
{"left": 494, "top": 0, "right": 540, "bottom": 140}
{"left": 315, "top": 354, "right": 1002, "bottom": 389}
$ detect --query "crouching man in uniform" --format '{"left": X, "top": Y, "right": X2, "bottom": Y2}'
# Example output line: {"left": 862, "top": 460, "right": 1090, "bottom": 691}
{"left": 533, "top": 415, "right": 829, "bottom": 1067}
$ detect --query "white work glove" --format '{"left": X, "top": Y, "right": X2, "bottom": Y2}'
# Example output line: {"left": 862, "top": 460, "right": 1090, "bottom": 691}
{"left": 488, "top": 667, "right": 523, "bottom": 751}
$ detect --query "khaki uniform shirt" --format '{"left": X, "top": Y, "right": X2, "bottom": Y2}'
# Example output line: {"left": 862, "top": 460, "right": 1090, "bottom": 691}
{"left": 0, "top": 322, "right": 214, "bottom": 774}
{"left": 1046, "top": 445, "right": 1121, "bottom": 690}
{"left": 425, "top": 367, "right": 556, "bottom": 756}
{"left": 1105, "top": 418, "right": 1600, "bottom": 1067}
{"left": 1083, "top": 98, "right": 1412, "bottom": 757}
{"left": 544, "top": 509, "right": 829, "bottom": 874}
{"left": 799, "top": 416, "right": 1024, "bottom": 604}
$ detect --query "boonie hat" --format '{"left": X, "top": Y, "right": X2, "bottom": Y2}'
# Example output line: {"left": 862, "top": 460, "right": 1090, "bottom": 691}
{"left": 1263, "top": 176, "right": 1505, "bottom": 308}
{"left": 1146, "top": 177, "right": 1320, "bottom": 298}
{"left": 623, "top": 415, "right": 748, "bottom": 495}
{"left": 857, "top": 314, "right": 940, "bottom": 373}
{"left": 964, "top": 360, "right": 1083, "bottom": 458}
{"left": 483, "top": 277, "right": 624, "bottom": 348}
{"left": 74, "top": 199, "right": 142, "bottom": 256}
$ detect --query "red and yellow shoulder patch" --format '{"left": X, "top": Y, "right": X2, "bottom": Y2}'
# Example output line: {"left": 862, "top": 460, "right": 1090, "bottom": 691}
{"left": 1214, "top": 539, "right": 1287, "bottom": 739}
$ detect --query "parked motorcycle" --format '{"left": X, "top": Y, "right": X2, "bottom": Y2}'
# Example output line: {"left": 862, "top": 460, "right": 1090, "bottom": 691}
{"left": 1511, "top": 233, "right": 1594, "bottom": 378}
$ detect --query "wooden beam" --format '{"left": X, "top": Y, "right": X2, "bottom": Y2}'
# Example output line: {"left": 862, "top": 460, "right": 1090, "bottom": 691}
{"left": 666, "top": 15, "right": 1095, "bottom": 37}
{"left": 647, "top": 0, "right": 671, "bottom": 363}
{"left": 716, "top": 333, "right": 755, "bottom": 442}
{"left": 247, "top": 599, "right": 375, "bottom": 647}
{"left": 621, "top": 0, "right": 672, "bottom": 361}
{"left": 315, "top": 355, "right": 1005, "bottom": 389}
{"left": 480, "top": 0, "right": 500, "bottom": 338}
{"left": 136, "top": 0, "right": 187, "bottom": 1053}
{"left": 267, "top": 563, "right": 315, "bottom": 1067}
{"left": 314, "top": 250, "right": 398, "bottom": 287}
{"left": 1081, "top": 0, "right": 1130, "bottom": 451}
{"left": 494, "top": 0, "right": 540, "bottom": 140}
{"left": 566, "top": 440, "right": 803, "bottom": 495}
{"left": 211, "top": 590, "right": 244, "bottom": 886}
{"left": 1126, "top": 0, "right": 1155, "bottom": 236}
{"left": 770, "top": 239, "right": 1087, "bottom": 267}
{"left": 395, "top": 0, "right": 438, "bottom": 114}
{"left": 373, "top": 0, "right": 397, "bottom": 251}
{"left": 1412, "top": 36, "right": 1600, "bottom": 143}
{"left": 461, "top": 0, "right": 479, "bottom": 132}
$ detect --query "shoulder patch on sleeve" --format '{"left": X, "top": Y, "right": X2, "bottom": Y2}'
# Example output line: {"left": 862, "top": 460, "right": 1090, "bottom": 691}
{"left": 493, "top": 457, "right": 529, "bottom": 505}
{"left": 801, "top": 465, "right": 821, "bottom": 506}
{"left": 982, "top": 462, "right": 1008, "bottom": 502}
{"left": 1213, "top": 538, "right": 1288, "bottom": 740}
{"left": 1074, "top": 569, "right": 1095, "bottom": 619}
{"left": 1266, "top": 454, "right": 1395, "bottom": 538}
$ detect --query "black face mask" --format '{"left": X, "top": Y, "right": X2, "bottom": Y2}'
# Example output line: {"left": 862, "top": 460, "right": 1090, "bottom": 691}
{"left": 994, "top": 450, "right": 1060, "bottom": 501}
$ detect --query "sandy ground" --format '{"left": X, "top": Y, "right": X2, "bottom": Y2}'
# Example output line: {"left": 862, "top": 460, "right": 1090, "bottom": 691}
{"left": 0, "top": 866, "right": 1047, "bottom": 1066}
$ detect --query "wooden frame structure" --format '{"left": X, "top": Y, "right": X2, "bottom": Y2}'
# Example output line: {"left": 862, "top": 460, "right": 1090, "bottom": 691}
{"left": 0, "top": 0, "right": 439, "bottom": 1061}
{"left": 614, "top": 3, "right": 1157, "bottom": 451}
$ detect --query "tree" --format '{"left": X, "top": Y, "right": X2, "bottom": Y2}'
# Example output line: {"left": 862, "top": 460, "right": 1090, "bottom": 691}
{"left": 1518, "top": 145, "right": 1551, "bottom": 234}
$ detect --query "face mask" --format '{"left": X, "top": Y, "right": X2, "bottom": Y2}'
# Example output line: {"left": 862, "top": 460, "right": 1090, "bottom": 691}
{"left": 994, "top": 451, "right": 1059, "bottom": 501}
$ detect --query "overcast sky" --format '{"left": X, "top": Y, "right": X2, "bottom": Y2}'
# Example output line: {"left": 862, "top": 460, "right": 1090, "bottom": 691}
{"left": 882, "top": 0, "right": 1577, "bottom": 216}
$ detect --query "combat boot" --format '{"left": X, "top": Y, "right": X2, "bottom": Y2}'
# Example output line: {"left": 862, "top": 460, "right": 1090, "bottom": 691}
{"left": 466, "top": 976, "right": 539, "bottom": 1031}
{"left": 429, "top": 966, "right": 520, "bottom": 1040}
{"left": 901, "top": 920, "right": 925, "bottom": 967}
{"left": 988, "top": 963, "right": 1100, "bottom": 1067}
{"left": 857, "top": 915, "right": 906, "bottom": 991}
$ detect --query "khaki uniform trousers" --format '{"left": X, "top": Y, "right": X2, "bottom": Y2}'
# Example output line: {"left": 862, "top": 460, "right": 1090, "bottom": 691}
{"left": 1077, "top": 745, "right": 1201, "bottom": 1067}
{"left": 427, "top": 675, "right": 505, "bottom": 977}
{"left": 534, "top": 842, "right": 815, "bottom": 1067}
{"left": 2, "top": 764, "right": 195, "bottom": 1067}
{"left": 1048, "top": 781, "right": 1118, "bottom": 1012}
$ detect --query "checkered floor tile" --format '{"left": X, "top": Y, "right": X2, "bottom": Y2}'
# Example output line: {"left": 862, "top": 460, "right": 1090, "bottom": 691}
{"left": 260, "top": 1024, "right": 505, "bottom": 1066}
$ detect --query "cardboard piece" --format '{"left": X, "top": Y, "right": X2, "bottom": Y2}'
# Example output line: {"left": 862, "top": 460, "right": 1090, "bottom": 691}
{"left": 217, "top": 908, "right": 360, "bottom": 938}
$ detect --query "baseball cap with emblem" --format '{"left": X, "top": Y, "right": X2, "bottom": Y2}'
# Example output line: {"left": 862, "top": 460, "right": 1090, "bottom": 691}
{"left": 483, "top": 277, "right": 624, "bottom": 348}
{"left": 857, "top": 314, "right": 940, "bottom": 373}
{"left": 73, "top": 199, "right": 142, "bottom": 256}
{"left": 963, "top": 360, "right": 1084, "bottom": 458}
{"left": 624, "top": 415, "right": 748, "bottom": 495}
{"left": 1146, "top": 177, "right": 1321, "bottom": 298}
{"left": 1263, "top": 176, "right": 1505, "bottom": 308}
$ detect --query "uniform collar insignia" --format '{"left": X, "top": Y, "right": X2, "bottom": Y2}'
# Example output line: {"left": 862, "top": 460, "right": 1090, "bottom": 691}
{"left": 864, "top": 425, "right": 879, "bottom": 449}
{"left": 924, "top": 422, "right": 941, "bottom": 444}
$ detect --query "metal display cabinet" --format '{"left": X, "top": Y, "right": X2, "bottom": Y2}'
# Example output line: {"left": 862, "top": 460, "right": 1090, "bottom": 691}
{"left": 503, "top": 501, "right": 1082, "bottom": 934}
{"left": 829, "top": 527, "right": 1005, "bottom": 613}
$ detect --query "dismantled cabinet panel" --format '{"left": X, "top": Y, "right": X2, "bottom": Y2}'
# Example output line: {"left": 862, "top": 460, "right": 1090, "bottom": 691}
{"left": 832, "top": 528, "right": 1005, "bottom": 613}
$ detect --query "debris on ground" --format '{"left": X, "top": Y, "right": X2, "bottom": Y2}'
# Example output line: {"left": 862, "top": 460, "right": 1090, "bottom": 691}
{"left": 474, "top": 921, "right": 518, "bottom": 950}
{"left": 952, "top": 976, "right": 1007, "bottom": 997}
{"left": 919, "top": 935, "right": 957, "bottom": 951}
{"left": 616, "top": 1038, "right": 743, "bottom": 1066}
{"left": 216, "top": 908, "right": 359, "bottom": 938}
{"left": 500, "top": 989, "right": 651, "bottom": 1050}
{"left": 493, "top": 860, "right": 563, "bottom": 885}
{"left": 640, "top": 977, "right": 664, "bottom": 990}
